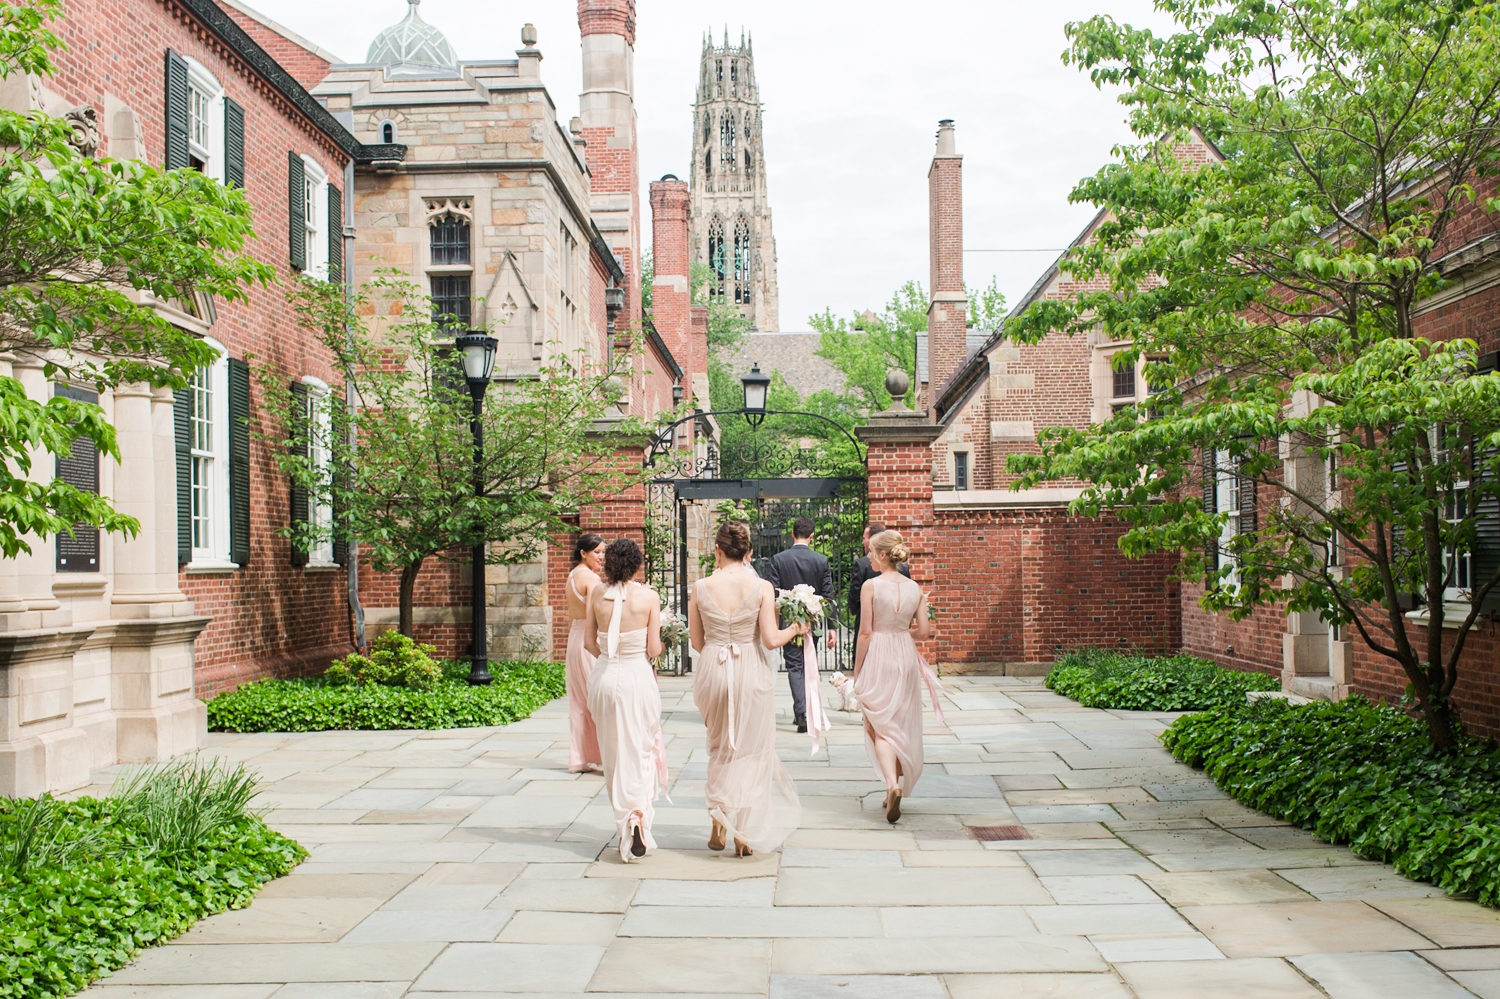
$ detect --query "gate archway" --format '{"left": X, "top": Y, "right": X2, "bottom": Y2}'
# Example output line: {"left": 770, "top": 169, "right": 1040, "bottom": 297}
{"left": 643, "top": 410, "right": 868, "bottom": 674}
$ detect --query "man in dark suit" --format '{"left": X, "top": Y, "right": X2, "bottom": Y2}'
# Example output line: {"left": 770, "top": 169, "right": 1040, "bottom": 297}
{"left": 847, "top": 521, "right": 910, "bottom": 639}
{"left": 766, "top": 517, "right": 834, "bottom": 733}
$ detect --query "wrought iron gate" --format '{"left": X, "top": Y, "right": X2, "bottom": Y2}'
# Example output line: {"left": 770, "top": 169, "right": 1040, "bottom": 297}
{"left": 645, "top": 476, "right": 868, "bottom": 674}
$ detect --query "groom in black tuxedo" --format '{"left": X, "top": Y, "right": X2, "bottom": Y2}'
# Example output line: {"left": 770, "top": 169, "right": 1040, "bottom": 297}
{"left": 766, "top": 517, "right": 834, "bottom": 734}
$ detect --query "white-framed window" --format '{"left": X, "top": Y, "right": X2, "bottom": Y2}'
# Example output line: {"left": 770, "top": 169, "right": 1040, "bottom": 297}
{"left": 301, "top": 155, "right": 330, "bottom": 280}
{"left": 953, "top": 449, "right": 971, "bottom": 491}
{"left": 302, "top": 376, "right": 336, "bottom": 567}
{"left": 1215, "top": 447, "right": 1241, "bottom": 587}
{"left": 1443, "top": 485, "right": 1473, "bottom": 604}
{"left": 189, "top": 337, "right": 233, "bottom": 568}
{"left": 560, "top": 222, "right": 578, "bottom": 353}
{"left": 184, "top": 57, "right": 225, "bottom": 181}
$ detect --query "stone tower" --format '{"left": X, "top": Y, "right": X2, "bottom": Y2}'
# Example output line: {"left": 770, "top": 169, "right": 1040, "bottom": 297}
{"left": 689, "top": 29, "right": 780, "bottom": 332}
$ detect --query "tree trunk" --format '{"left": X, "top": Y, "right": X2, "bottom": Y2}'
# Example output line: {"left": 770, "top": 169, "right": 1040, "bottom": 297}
{"left": 1423, "top": 693, "right": 1460, "bottom": 753}
{"left": 398, "top": 558, "right": 424, "bottom": 637}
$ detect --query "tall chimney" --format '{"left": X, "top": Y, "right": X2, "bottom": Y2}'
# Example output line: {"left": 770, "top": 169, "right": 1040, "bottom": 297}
{"left": 579, "top": 1, "right": 641, "bottom": 331}
{"left": 927, "top": 119, "right": 966, "bottom": 406}
{"left": 649, "top": 176, "right": 700, "bottom": 380}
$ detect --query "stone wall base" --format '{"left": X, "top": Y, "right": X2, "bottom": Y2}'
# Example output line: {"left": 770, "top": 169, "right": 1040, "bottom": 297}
{"left": 937, "top": 661, "right": 1051, "bottom": 677}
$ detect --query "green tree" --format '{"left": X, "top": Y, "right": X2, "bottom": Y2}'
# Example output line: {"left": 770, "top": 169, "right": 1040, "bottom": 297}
{"left": 1007, "top": 0, "right": 1500, "bottom": 749}
{"left": 811, "top": 279, "right": 1007, "bottom": 414}
{"left": 0, "top": 0, "right": 270, "bottom": 556}
{"left": 266, "top": 274, "right": 646, "bottom": 638}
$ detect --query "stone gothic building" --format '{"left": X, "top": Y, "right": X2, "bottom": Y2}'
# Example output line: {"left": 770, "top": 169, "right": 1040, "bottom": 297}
{"left": 689, "top": 30, "right": 780, "bottom": 332}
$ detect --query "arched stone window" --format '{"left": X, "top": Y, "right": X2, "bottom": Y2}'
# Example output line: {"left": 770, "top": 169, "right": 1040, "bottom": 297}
{"left": 733, "top": 215, "right": 751, "bottom": 305}
{"left": 708, "top": 215, "right": 727, "bottom": 300}
{"left": 720, "top": 116, "right": 737, "bottom": 173}
{"left": 380, "top": 119, "right": 397, "bottom": 143}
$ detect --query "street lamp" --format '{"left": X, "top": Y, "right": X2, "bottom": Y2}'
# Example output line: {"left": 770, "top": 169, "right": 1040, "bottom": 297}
{"left": 741, "top": 363, "right": 770, "bottom": 428}
{"left": 455, "top": 330, "right": 498, "bottom": 686}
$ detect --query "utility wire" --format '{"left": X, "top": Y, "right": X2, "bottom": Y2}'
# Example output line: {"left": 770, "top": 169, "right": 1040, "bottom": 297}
{"left": 963, "top": 248, "right": 1067, "bottom": 252}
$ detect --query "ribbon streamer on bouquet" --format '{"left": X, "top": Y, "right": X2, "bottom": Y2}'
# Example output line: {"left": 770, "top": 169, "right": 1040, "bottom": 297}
{"left": 804, "top": 634, "right": 832, "bottom": 756}
{"left": 916, "top": 652, "right": 947, "bottom": 726}
{"left": 653, "top": 731, "right": 673, "bottom": 804}
{"left": 716, "top": 643, "right": 743, "bottom": 751}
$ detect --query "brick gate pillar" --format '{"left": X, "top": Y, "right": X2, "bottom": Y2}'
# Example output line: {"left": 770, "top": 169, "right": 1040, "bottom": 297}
{"left": 856, "top": 399, "right": 942, "bottom": 590}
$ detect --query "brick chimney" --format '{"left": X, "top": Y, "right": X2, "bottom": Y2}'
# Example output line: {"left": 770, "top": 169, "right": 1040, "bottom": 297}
{"left": 579, "top": 0, "right": 641, "bottom": 330}
{"left": 926, "top": 119, "right": 966, "bottom": 406}
{"left": 650, "top": 175, "right": 701, "bottom": 381}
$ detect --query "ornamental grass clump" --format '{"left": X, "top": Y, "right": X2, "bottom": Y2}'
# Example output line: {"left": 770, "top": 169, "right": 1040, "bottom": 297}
{"left": 1046, "top": 648, "right": 1280, "bottom": 711}
{"left": 325, "top": 631, "right": 443, "bottom": 691}
{"left": 1163, "top": 696, "right": 1500, "bottom": 906}
{"left": 0, "top": 756, "right": 303, "bottom": 999}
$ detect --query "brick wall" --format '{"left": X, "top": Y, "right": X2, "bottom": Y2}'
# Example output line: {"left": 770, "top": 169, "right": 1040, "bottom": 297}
{"left": 577, "top": 0, "right": 636, "bottom": 44}
{"left": 48, "top": 0, "right": 354, "bottom": 695}
{"left": 214, "top": 1, "right": 330, "bottom": 92}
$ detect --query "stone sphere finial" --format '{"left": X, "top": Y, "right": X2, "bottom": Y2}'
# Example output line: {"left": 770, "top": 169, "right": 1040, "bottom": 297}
{"left": 521, "top": 23, "right": 538, "bottom": 48}
{"left": 885, "top": 369, "right": 911, "bottom": 402}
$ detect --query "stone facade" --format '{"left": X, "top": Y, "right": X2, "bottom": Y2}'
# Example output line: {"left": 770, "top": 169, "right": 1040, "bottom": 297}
{"left": 689, "top": 31, "right": 780, "bottom": 332}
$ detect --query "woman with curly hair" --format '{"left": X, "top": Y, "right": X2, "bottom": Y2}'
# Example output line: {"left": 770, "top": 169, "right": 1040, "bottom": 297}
{"left": 854, "top": 530, "right": 935, "bottom": 824}
{"left": 584, "top": 538, "right": 667, "bottom": 863}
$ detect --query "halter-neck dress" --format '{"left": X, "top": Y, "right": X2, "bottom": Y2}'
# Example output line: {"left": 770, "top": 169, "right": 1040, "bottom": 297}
{"left": 854, "top": 573, "right": 926, "bottom": 795}
{"left": 587, "top": 582, "right": 668, "bottom": 862}
{"left": 565, "top": 572, "right": 601, "bottom": 773}
{"left": 692, "top": 571, "right": 801, "bottom": 852}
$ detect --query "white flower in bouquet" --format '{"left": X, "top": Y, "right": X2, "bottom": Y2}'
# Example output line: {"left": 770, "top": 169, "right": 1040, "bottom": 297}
{"left": 658, "top": 595, "right": 689, "bottom": 649}
{"left": 776, "top": 584, "right": 826, "bottom": 646}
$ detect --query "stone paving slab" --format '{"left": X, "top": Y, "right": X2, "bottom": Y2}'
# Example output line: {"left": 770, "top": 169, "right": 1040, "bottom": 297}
{"left": 83, "top": 677, "right": 1500, "bottom": 997}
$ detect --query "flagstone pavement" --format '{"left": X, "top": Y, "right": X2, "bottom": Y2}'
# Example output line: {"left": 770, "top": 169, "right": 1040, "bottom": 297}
{"left": 81, "top": 675, "right": 1500, "bottom": 999}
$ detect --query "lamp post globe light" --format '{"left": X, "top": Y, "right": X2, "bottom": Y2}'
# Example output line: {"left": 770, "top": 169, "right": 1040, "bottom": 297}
{"left": 455, "top": 331, "right": 498, "bottom": 686}
{"left": 741, "top": 362, "right": 770, "bottom": 428}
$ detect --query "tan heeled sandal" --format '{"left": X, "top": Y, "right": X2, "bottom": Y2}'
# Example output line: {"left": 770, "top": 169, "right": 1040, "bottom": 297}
{"left": 885, "top": 787, "right": 902, "bottom": 824}
{"left": 708, "top": 820, "right": 726, "bottom": 852}
{"left": 734, "top": 839, "right": 753, "bottom": 857}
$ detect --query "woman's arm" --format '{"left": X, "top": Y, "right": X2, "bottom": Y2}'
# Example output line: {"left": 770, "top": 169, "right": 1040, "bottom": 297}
{"left": 646, "top": 592, "right": 664, "bottom": 660}
{"left": 854, "top": 580, "right": 874, "bottom": 676}
{"left": 689, "top": 589, "right": 705, "bottom": 653}
{"left": 757, "top": 581, "right": 808, "bottom": 649}
{"left": 583, "top": 587, "right": 601, "bottom": 656}
{"left": 913, "top": 588, "right": 934, "bottom": 641}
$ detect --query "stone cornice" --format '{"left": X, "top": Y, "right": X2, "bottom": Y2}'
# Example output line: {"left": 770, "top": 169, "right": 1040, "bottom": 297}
{"left": 856, "top": 410, "right": 944, "bottom": 445}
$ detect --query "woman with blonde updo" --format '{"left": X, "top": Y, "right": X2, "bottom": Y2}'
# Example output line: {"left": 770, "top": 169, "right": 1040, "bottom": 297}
{"left": 854, "top": 529, "right": 934, "bottom": 823}
{"left": 689, "top": 520, "right": 807, "bottom": 855}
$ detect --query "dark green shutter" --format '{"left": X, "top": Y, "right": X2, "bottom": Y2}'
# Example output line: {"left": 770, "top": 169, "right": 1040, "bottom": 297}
{"left": 54, "top": 386, "right": 100, "bottom": 573}
{"left": 224, "top": 97, "right": 245, "bottom": 188}
{"left": 1471, "top": 355, "right": 1499, "bottom": 611}
{"left": 1237, "top": 459, "right": 1258, "bottom": 534}
{"left": 1202, "top": 448, "right": 1218, "bottom": 573}
{"left": 228, "top": 358, "right": 251, "bottom": 567}
{"left": 174, "top": 387, "right": 192, "bottom": 566}
{"left": 331, "top": 392, "right": 348, "bottom": 567}
{"left": 288, "top": 381, "right": 309, "bottom": 567}
{"left": 328, "top": 185, "right": 343, "bottom": 283}
{"left": 288, "top": 153, "right": 305, "bottom": 271}
{"left": 165, "top": 50, "right": 190, "bottom": 171}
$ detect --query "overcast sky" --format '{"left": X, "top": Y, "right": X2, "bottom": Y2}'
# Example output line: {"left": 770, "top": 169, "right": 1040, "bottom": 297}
{"left": 245, "top": 0, "right": 1172, "bottom": 331}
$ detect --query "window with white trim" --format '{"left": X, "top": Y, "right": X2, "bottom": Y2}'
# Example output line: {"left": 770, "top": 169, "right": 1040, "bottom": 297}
{"left": 300, "top": 155, "right": 330, "bottom": 279}
{"left": 303, "top": 377, "right": 335, "bottom": 567}
{"left": 184, "top": 57, "right": 224, "bottom": 180}
{"left": 1215, "top": 448, "right": 1241, "bottom": 587}
{"left": 189, "top": 338, "right": 232, "bottom": 566}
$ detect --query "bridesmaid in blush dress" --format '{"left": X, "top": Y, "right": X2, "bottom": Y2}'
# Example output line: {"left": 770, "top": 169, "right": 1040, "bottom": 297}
{"left": 584, "top": 539, "right": 668, "bottom": 863}
{"left": 854, "top": 530, "right": 935, "bottom": 824}
{"left": 689, "top": 520, "right": 807, "bottom": 856}
{"left": 564, "top": 534, "right": 605, "bottom": 774}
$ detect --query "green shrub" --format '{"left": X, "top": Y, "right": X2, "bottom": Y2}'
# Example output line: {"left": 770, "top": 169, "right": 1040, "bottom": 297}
{"left": 206, "top": 660, "right": 566, "bottom": 733}
{"left": 325, "top": 632, "right": 443, "bottom": 691}
{"left": 1163, "top": 696, "right": 1500, "bottom": 906}
{"left": 1046, "top": 648, "right": 1280, "bottom": 711}
{"left": 0, "top": 759, "right": 303, "bottom": 999}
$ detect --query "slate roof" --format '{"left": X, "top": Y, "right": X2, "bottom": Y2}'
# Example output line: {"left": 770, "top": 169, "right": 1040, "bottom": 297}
{"left": 725, "top": 333, "right": 847, "bottom": 399}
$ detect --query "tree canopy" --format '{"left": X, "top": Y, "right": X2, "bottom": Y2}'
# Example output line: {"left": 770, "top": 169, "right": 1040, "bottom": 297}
{"left": 0, "top": 0, "right": 270, "bottom": 556}
{"left": 1007, "top": 0, "right": 1500, "bottom": 749}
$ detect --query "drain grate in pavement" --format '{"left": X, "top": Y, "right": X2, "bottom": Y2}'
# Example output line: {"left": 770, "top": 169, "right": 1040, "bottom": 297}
{"left": 968, "top": 825, "right": 1029, "bottom": 841}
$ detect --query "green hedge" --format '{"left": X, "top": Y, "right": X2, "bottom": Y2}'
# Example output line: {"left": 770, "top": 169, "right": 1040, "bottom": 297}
{"left": 206, "top": 660, "right": 566, "bottom": 733}
{"left": 1, "top": 772, "right": 303, "bottom": 998}
{"left": 1046, "top": 648, "right": 1280, "bottom": 711}
{"left": 1164, "top": 696, "right": 1500, "bottom": 906}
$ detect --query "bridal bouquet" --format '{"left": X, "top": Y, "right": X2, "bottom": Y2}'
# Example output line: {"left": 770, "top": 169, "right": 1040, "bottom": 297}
{"left": 658, "top": 595, "right": 689, "bottom": 649}
{"left": 776, "top": 584, "right": 826, "bottom": 647}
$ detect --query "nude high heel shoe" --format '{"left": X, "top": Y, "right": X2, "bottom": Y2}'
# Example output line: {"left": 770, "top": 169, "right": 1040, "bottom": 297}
{"left": 708, "top": 819, "right": 726, "bottom": 852}
{"left": 885, "top": 787, "right": 902, "bottom": 824}
{"left": 734, "top": 839, "right": 753, "bottom": 857}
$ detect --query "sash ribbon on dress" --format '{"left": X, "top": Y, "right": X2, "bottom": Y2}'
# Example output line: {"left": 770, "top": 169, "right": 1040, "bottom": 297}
{"left": 804, "top": 637, "right": 832, "bottom": 756}
{"left": 716, "top": 642, "right": 743, "bottom": 751}
{"left": 916, "top": 652, "right": 947, "bottom": 726}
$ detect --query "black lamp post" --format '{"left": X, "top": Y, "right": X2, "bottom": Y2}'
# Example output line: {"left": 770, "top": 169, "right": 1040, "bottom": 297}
{"left": 741, "top": 363, "right": 770, "bottom": 428}
{"left": 455, "top": 330, "right": 498, "bottom": 686}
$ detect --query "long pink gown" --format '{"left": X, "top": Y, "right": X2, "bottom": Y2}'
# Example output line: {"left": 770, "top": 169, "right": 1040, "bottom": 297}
{"left": 587, "top": 583, "right": 667, "bottom": 862}
{"left": 854, "top": 574, "right": 925, "bottom": 795}
{"left": 566, "top": 574, "right": 601, "bottom": 773}
{"left": 692, "top": 574, "right": 801, "bottom": 852}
